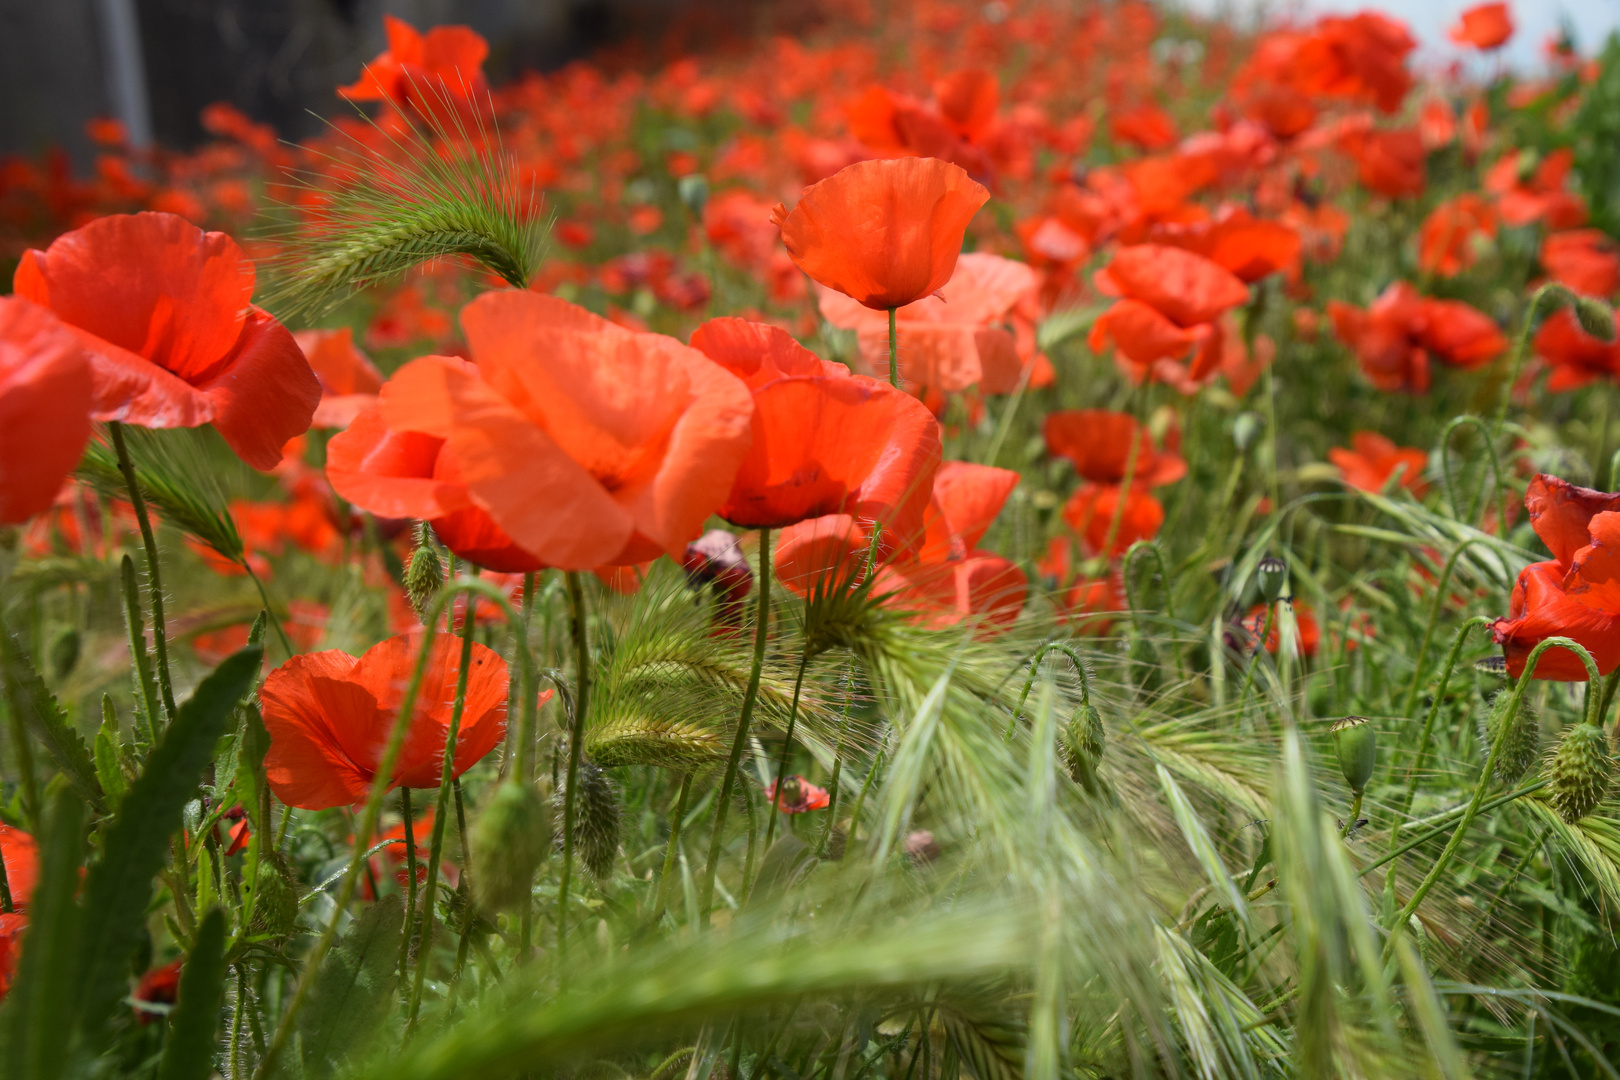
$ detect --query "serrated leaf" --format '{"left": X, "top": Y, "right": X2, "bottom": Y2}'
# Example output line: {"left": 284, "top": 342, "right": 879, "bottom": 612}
{"left": 156, "top": 908, "right": 228, "bottom": 1080}
{"left": 299, "top": 895, "right": 406, "bottom": 1078}
{"left": 0, "top": 629, "right": 103, "bottom": 814}
{"left": 0, "top": 788, "right": 86, "bottom": 1080}
{"left": 73, "top": 647, "right": 261, "bottom": 1036}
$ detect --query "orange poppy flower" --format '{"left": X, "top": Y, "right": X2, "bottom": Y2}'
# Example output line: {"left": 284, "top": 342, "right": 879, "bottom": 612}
{"left": 13, "top": 212, "right": 319, "bottom": 470}
{"left": 1328, "top": 282, "right": 1505, "bottom": 393}
{"left": 1044, "top": 410, "right": 1186, "bottom": 488}
{"left": 1541, "top": 230, "right": 1620, "bottom": 298}
{"left": 1534, "top": 309, "right": 1620, "bottom": 392}
{"left": 296, "top": 327, "right": 384, "bottom": 429}
{"left": 1243, "top": 602, "right": 1321, "bottom": 657}
{"left": 1328, "top": 432, "right": 1429, "bottom": 496}
{"left": 0, "top": 297, "right": 92, "bottom": 525}
{"left": 1448, "top": 3, "right": 1513, "bottom": 50}
{"left": 764, "top": 775, "right": 830, "bottom": 814}
{"left": 0, "top": 825, "right": 37, "bottom": 911}
{"left": 690, "top": 317, "right": 941, "bottom": 548}
{"left": 1147, "top": 209, "right": 1302, "bottom": 284}
{"left": 1492, "top": 474, "right": 1620, "bottom": 680}
{"left": 339, "top": 15, "right": 489, "bottom": 116}
{"left": 772, "top": 157, "right": 990, "bottom": 311}
{"left": 1418, "top": 194, "right": 1497, "bottom": 277}
{"left": 814, "top": 252, "right": 1040, "bottom": 392}
{"left": 774, "top": 514, "right": 873, "bottom": 598}
{"left": 1061, "top": 483, "right": 1165, "bottom": 559}
{"left": 259, "top": 633, "right": 513, "bottom": 809}
{"left": 326, "top": 400, "right": 544, "bottom": 573}
{"left": 1089, "top": 244, "right": 1249, "bottom": 387}
{"left": 378, "top": 292, "right": 754, "bottom": 570}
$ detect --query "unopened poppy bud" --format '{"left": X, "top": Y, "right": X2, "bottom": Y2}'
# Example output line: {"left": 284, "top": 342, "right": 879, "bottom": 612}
{"left": 1330, "top": 716, "right": 1377, "bottom": 795}
{"left": 1575, "top": 296, "right": 1617, "bottom": 342}
{"left": 249, "top": 851, "right": 300, "bottom": 940}
{"left": 1478, "top": 689, "right": 1540, "bottom": 786}
{"left": 1256, "top": 556, "right": 1289, "bottom": 604}
{"left": 555, "top": 758, "right": 622, "bottom": 879}
{"left": 1231, "top": 411, "right": 1264, "bottom": 451}
{"left": 1064, "top": 702, "right": 1107, "bottom": 793}
{"left": 1547, "top": 721, "right": 1614, "bottom": 823}
{"left": 49, "top": 626, "right": 80, "bottom": 678}
{"left": 471, "top": 780, "right": 551, "bottom": 912}
{"left": 678, "top": 173, "right": 710, "bottom": 217}
{"left": 405, "top": 523, "right": 444, "bottom": 619}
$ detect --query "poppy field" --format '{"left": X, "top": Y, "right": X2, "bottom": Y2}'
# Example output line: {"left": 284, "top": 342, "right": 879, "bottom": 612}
{"left": 10, "top": 0, "right": 1620, "bottom": 1075}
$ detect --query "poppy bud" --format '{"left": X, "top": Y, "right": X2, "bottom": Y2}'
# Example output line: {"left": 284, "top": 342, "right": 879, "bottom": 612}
{"left": 555, "top": 758, "right": 622, "bottom": 879}
{"left": 49, "top": 626, "right": 80, "bottom": 678}
{"left": 1575, "top": 295, "right": 1617, "bottom": 343}
{"left": 471, "top": 780, "right": 551, "bottom": 912}
{"left": 405, "top": 523, "right": 444, "bottom": 620}
{"left": 1255, "top": 556, "right": 1289, "bottom": 604}
{"left": 1063, "top": 703, "right": 1106, "bottom": 793}
{"left": 1547, "top": 721, "right": 1614, "bottom": 823}
{"left": 1330, "top": 716, "right": 1377, "bottom": 796}
{"left": 249, "top": 851, "right": 300, "bottom": 941}
{"left": 678, "top": 173, "right": 710, "bottom": 218}
{"left": 1477, "top": 689, "right": 1540, "bottom": 785}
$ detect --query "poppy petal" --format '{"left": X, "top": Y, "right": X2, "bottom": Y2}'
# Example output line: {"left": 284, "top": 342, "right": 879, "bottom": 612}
{"left": 0, "top": 298, "right": 92, "bottom": 524}
{"left": 198, "top": 308, "right": 321, "bottom": 470}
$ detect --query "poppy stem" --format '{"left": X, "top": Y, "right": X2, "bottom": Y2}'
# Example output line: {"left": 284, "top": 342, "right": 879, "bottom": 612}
{"left": 887, "top": 307, "right": 899, "bottom": 387}
{"left": 652, "top": 771, "right": 694, "bottom": 925}
{"left": 700, "top": 527, "right": 771, "bottom": 924}
{"left": 396, "top": 786, "right": 418, "bottom": 994}
{"left": 516, "top": 569, "right": 537, "bottom": 960}
{"left": 763, "top": 650, "right": 811, "bottom": 851}
{"left": 1097, "top": 430, "right": 1140, "bottom": 561}
{"left": 1400, "top": 543, "right": 1486, "bottom": 723}
{"left": 558, "top": 571, "right": 592, "bottom": 971}
{"left": 118, "top": 553, "right": 162, "bottom": 744}
{"left": 109, "top": 421, "right": 177, "bottom": 723}
{"left": 1011, "top": 641, "right": 1093, "bottom": 739}
{"left": 407, "top": 577, "right": 479, "bottom": 1027}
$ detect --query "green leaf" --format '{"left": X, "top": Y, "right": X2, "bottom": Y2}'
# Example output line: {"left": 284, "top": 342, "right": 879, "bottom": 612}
{"left": 235, "top": 704, "right": 272, "bottom": 835}
{"left": 299, "top": 895, "right": 406, "bottom": 1078}
{"left": 156, "top": 908, "right": 228, "bottom": 1080}
{"left": 0, "top": 788, "right": 86, "bottom": 1080}
{"left": 94, "top": 695, "right": 127, "bottom": 810}
{"left": 0, "top": 629, "right": 103, "bottom": 814}
{"left": 73, "top": 646, "right": 261, "bottom": 1036}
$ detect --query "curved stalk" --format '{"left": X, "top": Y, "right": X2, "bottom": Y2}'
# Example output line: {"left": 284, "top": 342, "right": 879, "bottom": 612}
{"left": 1400, "top": 542, "right": 1486, "bottom": 722}
{"left": 109, "top": 421, "right": 177, "bottom": 721}
{"left": 1122, "top": 540, "right": 1174, "bottom": 624}
{"left": 700, "top": 528, "right": 772, "bottom": 923}
{"left": 1439, "top": 416, "right": 1509, "bottom": 529}
{"left": 1010, "top": 641, "right": 1094, "bottom": 738}
{"left": 557, "top": 571, "right": 592, "bottom": 968}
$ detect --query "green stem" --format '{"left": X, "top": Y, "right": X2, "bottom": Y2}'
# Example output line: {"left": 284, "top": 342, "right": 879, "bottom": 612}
{"left": 1010, "top": 641, "right": 1093, "bottom": 737}
{"left": 1400, "top": 544, "right": 1485, "bottom": 721}
{"left": 395, "top": 786, "right": 418, "bottom": 997}
{"left": 1362, "top": 781, "right": 1547, "bottom": 877}
{"left": 764, "top": 650, "right": 812, "bottom": 850}
{"left": 517, "top": 570, "right": 537, "bottom": 959}
{"left": 1387, "top": 637, "right": 1597, "bottom": 950}
{"left": 652, "top": 771, "right": 694, "bottom": 925}
{"left": 558, "top": 571, "right": 592, "bottom": 968}
{"left": 1340, "top": 791, "right": 1364, "bottom": 839}
{"left": 887, "top": 308, "right": 899, "bottom": 388}
{"left": 109, "top": 421, "right": 177, "bottom": 722}
{"left": 700, "top": 527, "right": 772, "bottom": 923}
{"left": 118, "top": 554, "right": 161, "bottom": 744}
{"left": 1097, "top": 431, "right": 1141, "bottom": 561}
{"left": 846, "top": 751, "right": 884, "bottom": 853}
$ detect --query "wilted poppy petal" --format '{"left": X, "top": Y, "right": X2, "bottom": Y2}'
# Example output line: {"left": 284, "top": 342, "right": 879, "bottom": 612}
{"left": 0, "top": 298, "right": 92, "bottom": 525}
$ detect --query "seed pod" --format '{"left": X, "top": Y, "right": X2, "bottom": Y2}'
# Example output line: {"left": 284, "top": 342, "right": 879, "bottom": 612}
{"left": 1477, "top": 689, "right": 1540, "bottom": 785}
{"left": 405, "top": 524, "right": 444, "bottom": 619}
{"left": 250, "top": 851, "right": 301, "bottom": 940}
{"left": 555, "top": 758, "right": 622, "bottom": 879}
{"left": 1330, "top": 716, "right": 1377, "bottom": 795}
{"left": 1547, "top": 721, "right": 1615, "bottom": 823}
{"left": 1256, "top": 556, "right": 1289, "bottom": 604}
{"left": 49, "top": 626, "right": 80, "bottom": 679}
{"left": 678, "top": 174, "right": 711, "bottom": 217}
{"left": 1575, "top": 295, "right": 1617, "bottom": 342}
{"left": 471, "top": 780, "right": 551, "bottom": 912}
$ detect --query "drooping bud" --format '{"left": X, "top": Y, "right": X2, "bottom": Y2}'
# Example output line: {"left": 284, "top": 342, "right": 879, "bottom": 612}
{"left": 678, "top": 173, "right": 711, "bottom": 218}
{"left": 471, "top": 780, "right": 551, "bottom": 912}
{"left": 1062, "top": 703, "right": 1106, "bottom": 793}
{"left": 555, "top": 758, "right": 622, "bottom": 879}
{"left": 49, "top": 626, "right": 81, "bottom": 679}
{"left": 1477, "top": 689, "right": 1540, "bottom": 786}
{"left": 1330, "top": 716, "right": 1377, "bottom": 796}
{"left": 405, "top": 523, "right": 444, "bottom": 620}
{"left": 1256, "top": 556, "right": 1289, "bottom": 604}
{"left": 1575, "top": 295, "right": 1617, "bottom": 342}
{"left": 1547, "top": 721, "right": 1615, "bottom": 824}
{"left": 249, "top": 851, "right": 300, "bottom": 941}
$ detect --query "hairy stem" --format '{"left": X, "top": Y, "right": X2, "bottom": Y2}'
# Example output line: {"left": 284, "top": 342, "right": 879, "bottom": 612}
{"left": 558, "top": 571, "right": 592, "bottom": 968}
{"left": 109, "top": 421, "right": 177, "bottom": 722}
{"left": 396, "top": 786, "right": 418, "bottom": 995}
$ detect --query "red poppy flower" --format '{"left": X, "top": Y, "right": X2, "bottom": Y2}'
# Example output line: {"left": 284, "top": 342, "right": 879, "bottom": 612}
{"left": 327, "top": 398, "right": 545, "bottom": 573}
{"left": 1044, "top": 410, "right": 1186, "bottom": 488}
{"left": 774, "top": 514, "right": 873, "bottom": 598}
{"left": 1147, "top": 209, "right": 1302, "bottom": 284}
{"left": 1293, "top": 13, "right": 1416, "bottom": 114}
{"left": 1063, "top": 572, "right": 1126, "bottom": 636}
{"left": 0, "top": 297, "right": 92, "bottom": 525}
{"left": 1328, "top": 432, "right": 1429, "bottom": 496}
{"left": 1492, "top": 474, "right": 1620, "bottom": 680}
{"left": 1486, "top": 150, "right": 1587, "bottom": 230}
{"left": 1089, "top": 244, "right": 1249, "bottom": 387}
{"left": 1061, "top": 483, "right": 1165, "bottom": 559}
{"left": 764, "top": 775, "right": 830, "bottom": 814}
{"left": 376, "top": 292, "right": 754, "bottom": 570}
{"left": 1448, "top": 3, "right": 1514, "bottom": 50}
{"left": 690, "top": 317, "right": 940, "bottom": 553}
{"left": 1328, "top": 282, "right": 1505, "bottom": 393}
{"left": 133, "top": 959, "right": 182, "bottom": 1024}
{"left": 0, "top": 825, "right": 37, "bottom": 911}
{"left": 258, "top": 633, "right": 513, "bottom": 810}
{"left": 1418, "top": 194, "right": 1497, "bottom": 277}
{"left": 1339, "top": 127, "right": 1425, "bottom": 199}
{"left": 359, "top": 811, "right": 460, "bottom": 899}
{"left": 1110, "top": 103, "right": 1178, "bottom": 151}
{"left": 0, "top": 914, "right": 23, "bottom": 1004}
{"left": 13, "top": 212, "right": 319, "bottom": 470}
{"left": 772, "top": 157, "right": 991, "bottom": 310}
{"left": 1535, "top": 309, "right": 1620, "bottom": 392}
{"left": 1243, "top": 602, "right": 1321, "bottom": 657}
{"left": 338, "top": 15, "right": 489, "bottom": 117}
{"left": 296, "top": 327, "right": 384, "bottom": 430}
{"left": 1542, "top": 230, "right": 1620, "bottom": 298}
